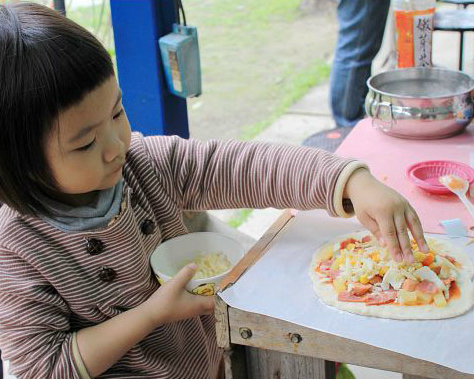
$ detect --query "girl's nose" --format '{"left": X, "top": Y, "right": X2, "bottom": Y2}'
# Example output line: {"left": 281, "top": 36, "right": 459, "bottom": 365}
{"left": 104, "top": 134, "right": 125, "bottom": 163}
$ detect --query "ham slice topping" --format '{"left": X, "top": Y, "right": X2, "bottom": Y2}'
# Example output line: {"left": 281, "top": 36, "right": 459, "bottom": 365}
{"left": 350, "top": 283, "right": 372, "bottom": 296}
{"left": 416, "top": 280, "right": 438, "bottom": 294}
{"left": 366, "top": 290, "right": 397, "bottom": 306}
{"left": 401, "top": 278, "right": 418, "bottom": 292}
{"left": 369, "top": 275, "right": 382, "bottom": 284}
{"left": 337, "top": 291, "right": 368, "bottom": 303}
{"left": 327, "top": 269, "right": 341, "bottom": 280}
{"left": 318, "top": 259, "right": 333, "bottom": 271}
{"left": 337, "top": 289, "right": 397, "bottom": 305}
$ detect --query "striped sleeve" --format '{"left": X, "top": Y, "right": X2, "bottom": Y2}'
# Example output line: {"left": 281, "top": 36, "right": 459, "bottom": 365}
{"left": 333, "top": 162, "right": 370, "bottom": 218}
{"left": 142, "top": 135, "right": 357, "bottom": 217}
{"left": 0, "top": 248, "right": 81, "bottom": 379}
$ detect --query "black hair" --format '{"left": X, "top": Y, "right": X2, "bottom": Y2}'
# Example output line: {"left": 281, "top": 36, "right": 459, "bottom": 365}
{"left": 0, "top": 1, "right": 114, "bottom": 216}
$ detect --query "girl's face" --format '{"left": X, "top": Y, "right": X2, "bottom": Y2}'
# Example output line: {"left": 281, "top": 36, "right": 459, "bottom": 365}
{"left": 45, "top": 75, "right": 131, "bottom": 197}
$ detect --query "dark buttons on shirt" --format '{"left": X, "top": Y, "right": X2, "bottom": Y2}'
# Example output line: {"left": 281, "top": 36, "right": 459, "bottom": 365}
{"left": 141, "top": 219, "right": 155, "bottom": 235}
{"left": 86, "top": 238, "right": 104, "bottom": 256}
{"left": 98, "top": 266, "right": 116, "bottom": 282}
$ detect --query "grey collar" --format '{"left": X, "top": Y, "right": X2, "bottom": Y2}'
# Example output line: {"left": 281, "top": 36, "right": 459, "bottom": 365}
{"left": 40, "top": 180, "right": 124, "bottom": 232}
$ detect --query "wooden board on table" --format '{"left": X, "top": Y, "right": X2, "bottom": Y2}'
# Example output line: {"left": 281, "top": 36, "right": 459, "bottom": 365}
{"left": 218, "top": 209, "right": 295, "bottom": 292}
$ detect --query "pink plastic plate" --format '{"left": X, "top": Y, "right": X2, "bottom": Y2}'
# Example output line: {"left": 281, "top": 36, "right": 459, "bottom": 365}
{"left": 406, "top": 160, "right": 474, "bottom": 195}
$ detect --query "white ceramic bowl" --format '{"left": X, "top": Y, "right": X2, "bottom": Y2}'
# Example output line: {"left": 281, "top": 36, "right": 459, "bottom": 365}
{"left": 150, "top": 232, "right": 245, "bottom": 296}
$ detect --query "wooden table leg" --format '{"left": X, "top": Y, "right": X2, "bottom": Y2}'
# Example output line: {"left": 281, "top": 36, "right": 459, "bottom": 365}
{"left": 223, "top": 344, "right": 248, "bottom": 379}
{"left": 245, "top": 346, "right": 335, "bottom": 379}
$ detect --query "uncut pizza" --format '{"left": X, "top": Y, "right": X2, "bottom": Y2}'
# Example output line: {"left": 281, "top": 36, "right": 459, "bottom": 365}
{"left": 309, "top": 231, "right": 474, "bottom": 319}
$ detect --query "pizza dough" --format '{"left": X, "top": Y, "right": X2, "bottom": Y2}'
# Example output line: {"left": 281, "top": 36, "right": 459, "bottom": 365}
{"left": 309, "top": 231, "right": 474, "bottom": 319}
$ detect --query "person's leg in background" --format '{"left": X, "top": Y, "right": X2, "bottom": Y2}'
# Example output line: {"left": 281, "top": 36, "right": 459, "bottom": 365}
{"left": 330, "top": 0, "right": 391, "bottom": 128}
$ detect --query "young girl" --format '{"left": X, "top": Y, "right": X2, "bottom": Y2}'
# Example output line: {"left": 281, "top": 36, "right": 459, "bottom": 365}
{"left": 0, "top": 3, "right": 427, "bottom": 379}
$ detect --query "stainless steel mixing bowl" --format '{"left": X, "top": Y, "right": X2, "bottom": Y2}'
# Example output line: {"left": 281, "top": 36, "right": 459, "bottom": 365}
{"left": 365, "top": 67, "right": 474, "bottom": 139}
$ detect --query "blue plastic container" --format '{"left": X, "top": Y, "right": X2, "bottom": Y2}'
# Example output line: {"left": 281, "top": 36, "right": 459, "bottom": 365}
{"left": 159, "top": 24, "right": 202, "bottom": 98}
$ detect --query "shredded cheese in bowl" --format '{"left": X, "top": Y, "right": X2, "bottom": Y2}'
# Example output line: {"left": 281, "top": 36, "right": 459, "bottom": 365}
{"left": 192, "top": 252, "right": 232, "bottom": 279}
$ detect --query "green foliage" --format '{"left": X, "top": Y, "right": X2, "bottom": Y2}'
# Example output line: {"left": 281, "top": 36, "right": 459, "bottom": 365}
{"left": 68, "top": 2, "right": 109, "bottom": 30}
{"left": 227, "top": 209, "right": 253, "bottom": 228}
{"left": 185, "top": 0, "right": 303, "bottom": 27}
{"left": 336, "top": 363, "right": 357, "bottom": 379}
{"left": 67, "top": 2, "right": 114, "bottom": 54}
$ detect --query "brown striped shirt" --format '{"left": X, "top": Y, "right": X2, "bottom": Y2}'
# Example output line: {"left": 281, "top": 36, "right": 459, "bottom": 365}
{"left": 0, "top": 133, "right": 358, "bottom": 378}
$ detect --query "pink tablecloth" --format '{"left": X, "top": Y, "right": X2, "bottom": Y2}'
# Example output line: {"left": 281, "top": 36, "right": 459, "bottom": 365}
{"left": 335, "top": 118, "right": 474, "bottom": 236}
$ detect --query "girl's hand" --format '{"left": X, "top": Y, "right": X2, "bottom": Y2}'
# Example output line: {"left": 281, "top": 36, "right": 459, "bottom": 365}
{"left": 144, "top": 264, "right": 215, "bottom": 326}
{"left": 344, "top": 168, "right": 429, "bottom": 262}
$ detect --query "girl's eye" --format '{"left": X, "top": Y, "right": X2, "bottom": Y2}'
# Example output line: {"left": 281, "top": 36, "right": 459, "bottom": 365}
{"left": 113, "top": 108, "right": 124, "bottom": 120}
{"left": 77, "top": 138, "right": 96, "bottom": 151}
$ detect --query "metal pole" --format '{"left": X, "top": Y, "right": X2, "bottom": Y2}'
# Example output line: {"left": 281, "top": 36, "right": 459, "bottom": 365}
{"left": 53, "top": 0, "right": 66, "bottom": 15}
{"left": 110, "top": 0, "right": 189, "bottom": 138}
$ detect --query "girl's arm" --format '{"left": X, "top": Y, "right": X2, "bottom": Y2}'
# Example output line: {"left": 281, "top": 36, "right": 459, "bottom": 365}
{"left": 139, "top": 135, "right": 426, "bottom": 262}
{"left": 141, "top": 135, "right": 353, "bottom": 217}
{"left": 75, "top": 301, "right": 155, "bottom": 378}
{"left": 76, "top": 264, "right": 213, "bottom": 378}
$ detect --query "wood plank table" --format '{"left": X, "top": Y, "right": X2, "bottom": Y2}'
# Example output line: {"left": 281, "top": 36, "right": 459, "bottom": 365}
{"left": 214, "top": 120, "right": 474, "bottom": 379}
